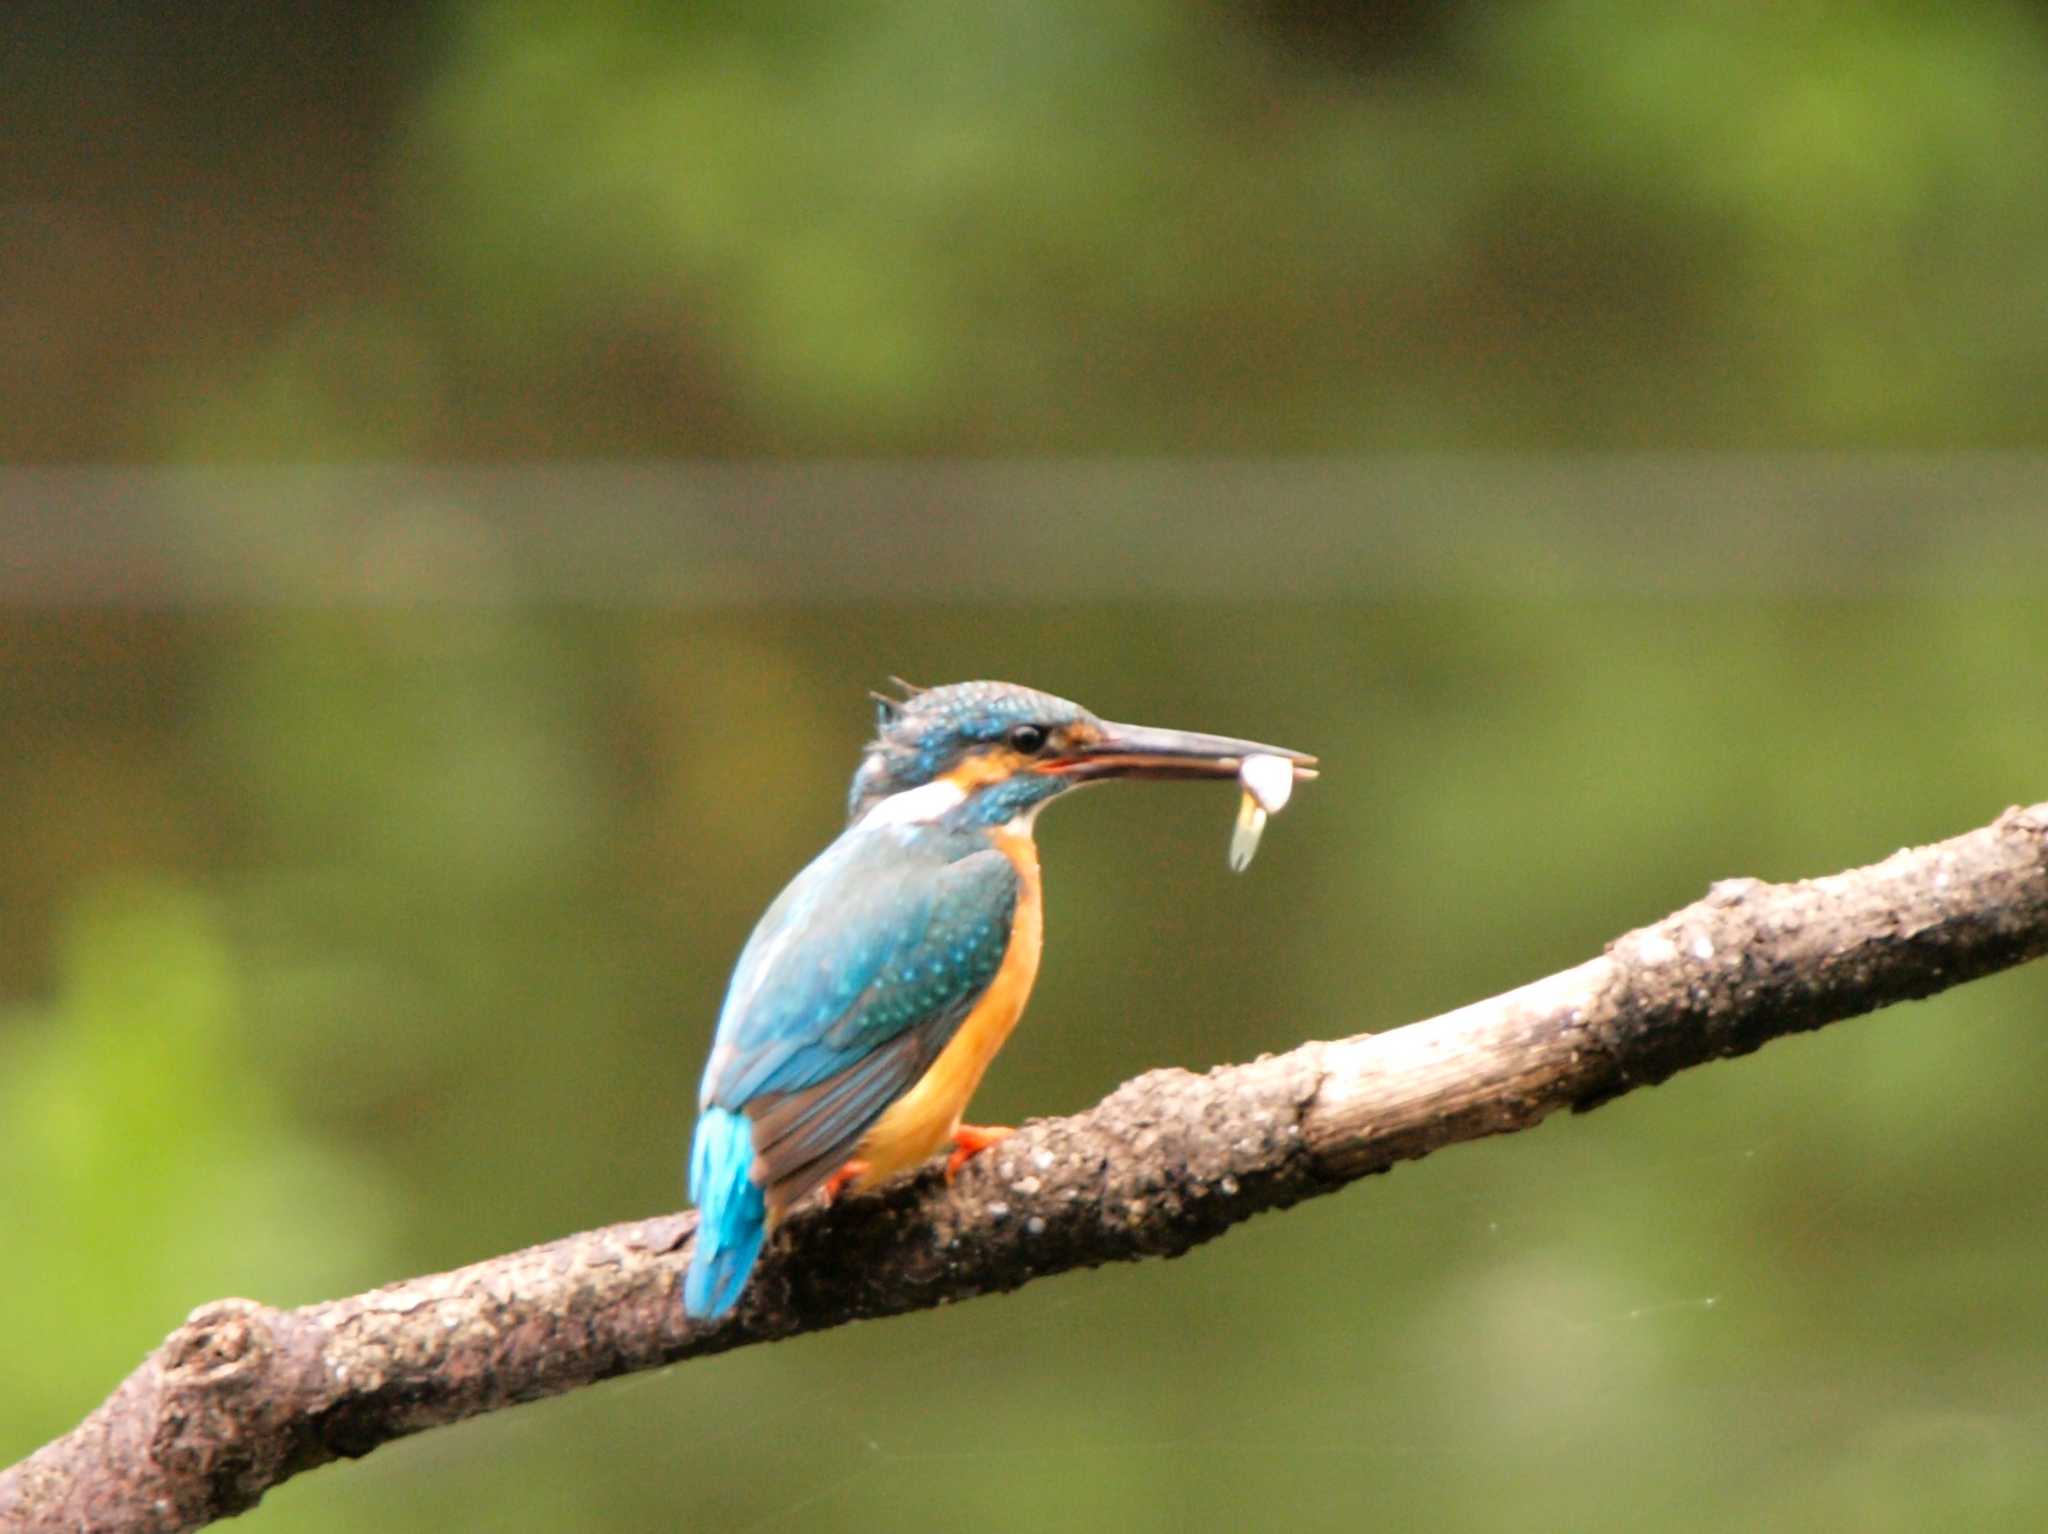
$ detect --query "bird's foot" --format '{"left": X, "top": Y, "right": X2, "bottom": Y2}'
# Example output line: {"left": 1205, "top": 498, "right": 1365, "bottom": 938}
{"left": 945, "top": 1123, "right": 1013, "bottom": 1181}
{"left": 819, "top": 1158, "right": 872, "bottom": 1205}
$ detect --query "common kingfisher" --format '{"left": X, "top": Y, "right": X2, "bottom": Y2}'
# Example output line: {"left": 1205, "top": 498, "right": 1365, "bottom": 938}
{"left": 684, "top": 680, "right": 1315, "bottom": 1319}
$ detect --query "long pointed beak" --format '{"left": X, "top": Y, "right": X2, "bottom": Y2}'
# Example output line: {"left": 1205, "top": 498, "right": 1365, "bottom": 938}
{"left": 1043, "top": 720, "right": 1318, "bottom": 783}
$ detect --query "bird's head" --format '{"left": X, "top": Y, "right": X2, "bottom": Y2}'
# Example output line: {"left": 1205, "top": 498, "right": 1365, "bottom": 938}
{"left": 847, "top": 680, "right": 1315, "bottom": 830}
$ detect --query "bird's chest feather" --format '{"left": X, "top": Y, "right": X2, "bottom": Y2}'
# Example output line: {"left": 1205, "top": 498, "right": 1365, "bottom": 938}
{"left": 855, "top": 825, "right": 1043, "bottom": 1179}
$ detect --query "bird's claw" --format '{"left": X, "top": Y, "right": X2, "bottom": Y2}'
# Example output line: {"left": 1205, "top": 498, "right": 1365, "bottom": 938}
{"left": 945, "top": 1124, "right": 1014, "bottom": 1181}
{"left": 819, "top": 1158, "right": 872, "bottom": 1204}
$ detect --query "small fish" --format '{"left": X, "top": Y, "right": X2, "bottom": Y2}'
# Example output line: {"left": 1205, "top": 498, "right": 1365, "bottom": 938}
{"left": 1228, "top": 752, "right": 1298, "bottom": 872}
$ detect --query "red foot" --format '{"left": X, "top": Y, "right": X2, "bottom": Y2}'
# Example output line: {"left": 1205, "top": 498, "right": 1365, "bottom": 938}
{"left": 945, "top": 1123, "right": 1014, "bottom": 1181}
{"left": 820, "top": 1158, "right": 871, "bottom": 1204}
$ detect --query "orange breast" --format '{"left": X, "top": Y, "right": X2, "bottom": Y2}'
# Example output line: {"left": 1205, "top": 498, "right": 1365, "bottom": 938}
{"left": 854, "top": 825, "right": 1043, "bottom": 1186}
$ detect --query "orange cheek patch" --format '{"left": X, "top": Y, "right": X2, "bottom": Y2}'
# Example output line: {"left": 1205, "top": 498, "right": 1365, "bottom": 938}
{"left": 942, "top": 748, "right": 1031, "bottom": 791}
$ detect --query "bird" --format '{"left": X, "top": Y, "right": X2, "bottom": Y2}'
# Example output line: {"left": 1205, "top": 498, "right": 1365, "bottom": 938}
{"left": 684, "top": 679, "right": 1315, "bottom": 1319}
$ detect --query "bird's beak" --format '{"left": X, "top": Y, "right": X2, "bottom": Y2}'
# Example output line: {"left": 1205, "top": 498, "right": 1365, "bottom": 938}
{"left": 1042, "top": 720, "right": 1318, "bottom": 783}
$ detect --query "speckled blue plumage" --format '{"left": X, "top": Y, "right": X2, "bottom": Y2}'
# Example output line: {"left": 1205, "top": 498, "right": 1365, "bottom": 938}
{"left": 685, "top": 819, "right": 1020, "bottom": 1318}
{"left": 847, "top": 681, "right": 1093, "bottom": 820}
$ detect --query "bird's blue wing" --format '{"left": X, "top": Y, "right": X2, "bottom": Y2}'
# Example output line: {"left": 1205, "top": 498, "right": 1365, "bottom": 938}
{"left": 697, "top": 821, "right": 1019, "bottom": 1209}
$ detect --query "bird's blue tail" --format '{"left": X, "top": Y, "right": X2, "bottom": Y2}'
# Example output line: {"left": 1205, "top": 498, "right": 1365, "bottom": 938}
{"left": 685, "top": 1107, "right": 767, "bottom": 1319}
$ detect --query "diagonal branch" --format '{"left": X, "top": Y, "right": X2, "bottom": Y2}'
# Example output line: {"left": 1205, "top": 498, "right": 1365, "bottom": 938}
{"left": 6, "top": 802, "right": 2046, "bottom": 1534}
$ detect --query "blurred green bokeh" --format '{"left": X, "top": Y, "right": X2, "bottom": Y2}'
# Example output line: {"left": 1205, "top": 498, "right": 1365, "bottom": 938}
{"left": 14, "top": 0, "right": 2048, "bottom": 459}
{"left": 7, "top": 3, "right": 2048, "bottom": 1531}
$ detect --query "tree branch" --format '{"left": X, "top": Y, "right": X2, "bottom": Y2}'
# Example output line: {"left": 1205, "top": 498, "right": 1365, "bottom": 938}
{"left": 7, "top": 802, "right": 2047, "bottom": 1534}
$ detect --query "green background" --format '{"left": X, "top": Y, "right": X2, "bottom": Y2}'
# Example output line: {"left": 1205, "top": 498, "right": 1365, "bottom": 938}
{"left": 7, "top": 4, "right": 2048, "bottom": 1530}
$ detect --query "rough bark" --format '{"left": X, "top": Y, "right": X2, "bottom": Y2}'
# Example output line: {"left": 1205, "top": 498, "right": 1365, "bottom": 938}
{"left": 5, "top": 801, "right": 2046, "bottom": 1534}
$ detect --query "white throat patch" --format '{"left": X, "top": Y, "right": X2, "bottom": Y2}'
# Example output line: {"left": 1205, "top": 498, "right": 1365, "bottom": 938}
{"left": 859, "top": 776, "right": 970, "bottom": 828}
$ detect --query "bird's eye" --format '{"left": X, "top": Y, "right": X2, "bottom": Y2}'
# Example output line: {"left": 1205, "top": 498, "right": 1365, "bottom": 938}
{"left": 1007, "top": 723, "right": 1049, "bottom": 754}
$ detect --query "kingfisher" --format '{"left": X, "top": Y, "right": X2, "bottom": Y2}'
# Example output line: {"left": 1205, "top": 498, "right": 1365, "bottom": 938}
{"left": 684, "top": 680, "right": 1315, "bottom": 1319}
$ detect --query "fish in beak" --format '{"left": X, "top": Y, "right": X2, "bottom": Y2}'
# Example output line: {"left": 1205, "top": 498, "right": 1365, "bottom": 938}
{"left": 1042, "top": 721, "right": 1318, "bottom": 784}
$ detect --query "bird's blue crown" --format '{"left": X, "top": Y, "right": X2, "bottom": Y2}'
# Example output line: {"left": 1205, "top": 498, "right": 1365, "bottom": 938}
{"left": 846, "top": 680, "right": 1096, "bottom": 824}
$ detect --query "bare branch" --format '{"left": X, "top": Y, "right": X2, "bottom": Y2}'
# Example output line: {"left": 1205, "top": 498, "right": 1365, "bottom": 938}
{"left": 6, "top": 802, "right": 2046, "bottom": 1534}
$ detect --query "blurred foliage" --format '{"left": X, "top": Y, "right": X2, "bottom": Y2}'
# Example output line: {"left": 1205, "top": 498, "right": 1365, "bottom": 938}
{"left": 9, "top": 0, "right": 2048, "bottom": 457}
{"left": 8, "top": 1, "right": 2048, "bottom": 1530}
{"left": 0, "top": 879, "right": 399, "bottom": 1445}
